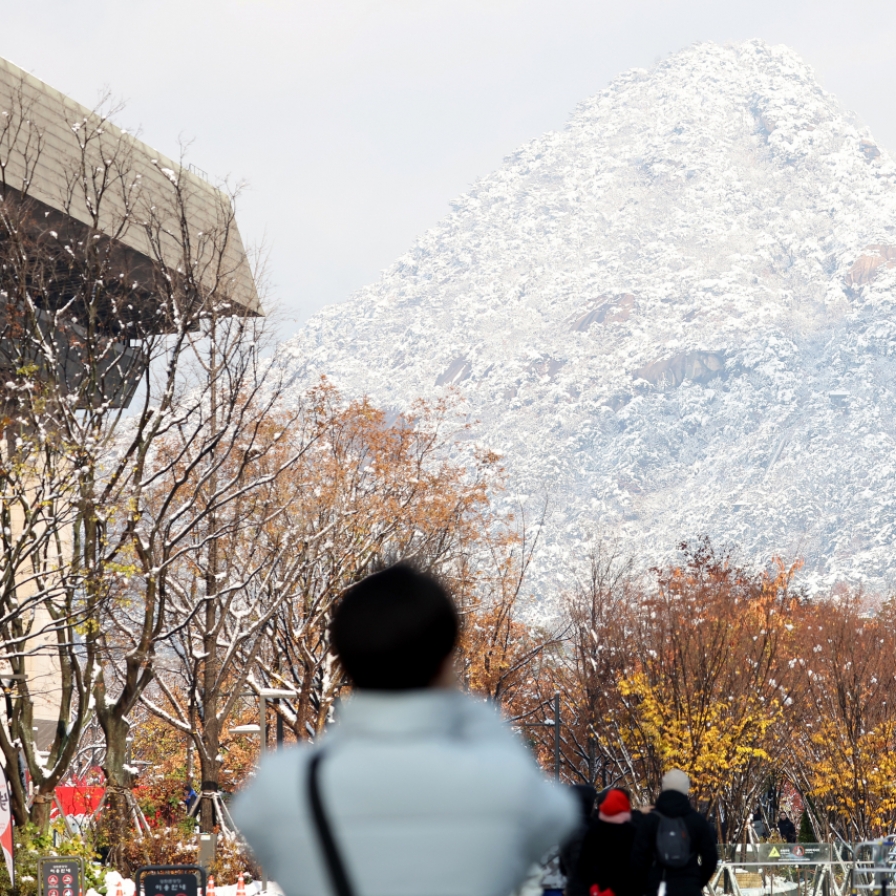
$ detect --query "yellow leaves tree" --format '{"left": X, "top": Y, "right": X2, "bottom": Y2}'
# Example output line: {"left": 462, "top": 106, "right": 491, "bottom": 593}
{"left": 805, "top": 718, "right": 896, "bottom": 834}
{"left": 785, "top": 595, "right": 896, "bottom": 839}
{"left": 616, "top": 542, "right": 798, "bottom": 827}
{"left": 617, "top": 671, "right": 778, "bottom": 805}
{"left": 529, "top": 538, "right": 801, "bottom": 838}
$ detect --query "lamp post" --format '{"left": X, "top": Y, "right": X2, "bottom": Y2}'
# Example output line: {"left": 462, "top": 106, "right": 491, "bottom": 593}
{"left": 257, "top": 688, "right": 298, "bottom": 752}
{"left": 232, "top": 688, "right": 297, "bottom": 896}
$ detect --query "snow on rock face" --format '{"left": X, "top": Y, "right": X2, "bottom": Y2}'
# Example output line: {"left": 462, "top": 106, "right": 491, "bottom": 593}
{"left": 281, "top": 40, "right": 896, "bottom": 594}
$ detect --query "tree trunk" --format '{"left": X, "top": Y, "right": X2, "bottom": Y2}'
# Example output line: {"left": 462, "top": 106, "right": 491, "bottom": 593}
{"left": 30, "top": 792, "right": 53, "bottom": 832}
{"left": 197, "top": 721, "right": 220, "bottom": 832}
{"left": 199, "top": 550, "right": 220, "bottom": 832}
{"left": 98, "top": 711, "right": 134, "bottom": 873}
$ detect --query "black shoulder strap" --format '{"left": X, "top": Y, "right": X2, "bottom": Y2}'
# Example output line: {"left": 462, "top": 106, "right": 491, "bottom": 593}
{"left": 307, "top": 751, "right": 357, "bottom": 896}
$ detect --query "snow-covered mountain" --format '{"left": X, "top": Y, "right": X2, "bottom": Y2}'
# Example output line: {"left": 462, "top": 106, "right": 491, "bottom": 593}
{"left": 282, "top": 39, "right": 896, "bottom": 594}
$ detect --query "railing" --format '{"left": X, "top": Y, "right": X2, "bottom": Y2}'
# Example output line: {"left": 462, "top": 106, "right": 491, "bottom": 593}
{"left": 851, "top": 840, "right": 896, "bottom": 896}
{"left": 707, "top": 843, "right": 860, "bottom": 896}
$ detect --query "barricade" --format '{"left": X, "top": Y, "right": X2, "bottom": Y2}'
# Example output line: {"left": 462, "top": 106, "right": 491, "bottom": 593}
{"left": 707, "top": 843, "right": 855, "bottom": 896}
{"left": 851, "top": 840, "right": 896, "bottom": 896}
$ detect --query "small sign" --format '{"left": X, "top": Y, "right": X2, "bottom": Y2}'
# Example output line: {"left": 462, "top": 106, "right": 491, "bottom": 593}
{"left": 143, "top": 873, "right": 198, "bottom": 896}
{"left": 136, "top": 865, "right": 207, "bottom": 896}
{"left": 38, "top": 858, "right": 83, "bottom": 896}
{"left": 758, "top": 843, "right": 832, "bottom": 863}
{"left": 722, "top": 844, "right": 834, "bottom": 864}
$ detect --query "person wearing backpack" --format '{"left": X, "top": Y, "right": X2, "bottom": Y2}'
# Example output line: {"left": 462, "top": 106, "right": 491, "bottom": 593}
{"left": 630, "top": 770, "right": 718, "bottom": 896}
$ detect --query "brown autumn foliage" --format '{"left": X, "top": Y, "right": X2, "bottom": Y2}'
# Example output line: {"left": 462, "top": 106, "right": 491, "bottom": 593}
{"left": 783, "top": 594, "right": 896, "bottom": 840}
{"left": 250, "top": 379, "right": 512, "bottom": 738}
{"left": 511, "top": 538, "right": 896, "bottom": 843}
{"left": 130, "top": 701, "right": 261, "bottom": 802}
{"left": 456, "top": 517, "right": 559, "bottom": 711}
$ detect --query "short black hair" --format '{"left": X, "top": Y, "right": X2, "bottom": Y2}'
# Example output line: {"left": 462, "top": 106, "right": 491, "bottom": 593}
{"left": 331, "top": 563, "right": 458, "bottom": 690}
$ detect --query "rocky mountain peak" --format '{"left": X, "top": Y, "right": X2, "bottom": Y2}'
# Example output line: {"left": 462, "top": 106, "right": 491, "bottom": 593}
{"left": 283, "top": 40, "right": 896, "bottom": 594}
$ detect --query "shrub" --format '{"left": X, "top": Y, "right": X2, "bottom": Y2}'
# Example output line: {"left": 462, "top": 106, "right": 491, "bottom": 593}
{"left": 0, "top": 822, "right": 104, "bottom": 896}
{"left": 117, "top": 827, "right": 257, "bottom": 883}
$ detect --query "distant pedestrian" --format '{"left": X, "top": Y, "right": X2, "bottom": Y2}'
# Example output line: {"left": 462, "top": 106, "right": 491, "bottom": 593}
{"left": 183, "top": 785, "right": 198, "bottom": 814}
{"left": 631, "top": 770, "right": 718, "bottom": 896}
{"left": 752, "top": 809, "right": 768, "bottom": 840}
{"left": 777, "top": 812, "right": 797, "bottom": 843}
{"left": 561, "top": 785, "right": 598, "bottom": 896}
{"left": 576, "top": 788, "right": 638, "bottom": 896}
{"left": 233, "top": 563, "right": 578, "bottom": 896}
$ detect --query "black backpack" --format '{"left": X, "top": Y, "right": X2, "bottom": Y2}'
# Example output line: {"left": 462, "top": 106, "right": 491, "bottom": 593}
{"left": 655, "top": 812, "right": 692, "bottom": 868}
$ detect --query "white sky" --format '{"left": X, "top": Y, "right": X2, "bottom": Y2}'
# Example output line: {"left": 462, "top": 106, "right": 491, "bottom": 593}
{"left": 3, "top": 0, "right": 896, "bottom": 338}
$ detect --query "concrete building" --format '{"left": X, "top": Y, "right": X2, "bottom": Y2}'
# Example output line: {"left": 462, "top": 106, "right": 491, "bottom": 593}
{"left": 0, "top": 55, "right": 259, "bottom": 749}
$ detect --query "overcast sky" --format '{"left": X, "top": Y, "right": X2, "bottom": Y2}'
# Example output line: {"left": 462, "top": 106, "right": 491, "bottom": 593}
{"left": 3, "top": 0, "right": 896, "bottom": 337}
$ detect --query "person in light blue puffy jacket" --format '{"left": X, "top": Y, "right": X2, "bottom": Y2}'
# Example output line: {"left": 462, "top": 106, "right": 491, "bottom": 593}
{"left": 233, "top": 563, "right": 577, "bottom": 896}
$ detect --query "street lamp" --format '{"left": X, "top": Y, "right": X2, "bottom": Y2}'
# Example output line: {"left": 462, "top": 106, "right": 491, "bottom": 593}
{"left": 257, "top": 688, "right": 298, "bottom": 752}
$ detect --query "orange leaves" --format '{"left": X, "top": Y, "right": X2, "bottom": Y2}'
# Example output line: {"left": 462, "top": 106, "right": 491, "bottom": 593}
{"left": 784, "top": 593, "right": 896, "bottom": 837}
{"left": 253, "top": 379, "right": 510, "bottom": 737}
{"left": 289, "top": 380, "right": 496, "bottom": 560}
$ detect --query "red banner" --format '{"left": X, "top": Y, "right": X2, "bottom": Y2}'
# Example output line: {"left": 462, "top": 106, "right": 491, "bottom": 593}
{"left": 50, "top": 786, "right": 104, "bottom": 820}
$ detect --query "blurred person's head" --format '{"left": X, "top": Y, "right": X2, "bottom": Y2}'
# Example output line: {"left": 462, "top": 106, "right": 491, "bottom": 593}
{"left": 331, "top": 563, "right": 459, "bottom": 691}
{"left": 569, "top": 784, "right": 597, "bottom": 823}
{"left": 661, "top": 769, "right": 690, "bottom": 796}
{"left": 598, "top": 788, "right": 632, "bottom": 824}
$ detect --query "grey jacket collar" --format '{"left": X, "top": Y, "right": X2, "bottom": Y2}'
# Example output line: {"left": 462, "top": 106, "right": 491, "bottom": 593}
{"left": 329, "top": 689, "right": 497, "bottom": 741}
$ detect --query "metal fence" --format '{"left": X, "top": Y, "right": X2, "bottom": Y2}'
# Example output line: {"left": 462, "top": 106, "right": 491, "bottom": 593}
{"left": 707, "top": 841, "right": 896, "bottom": 896}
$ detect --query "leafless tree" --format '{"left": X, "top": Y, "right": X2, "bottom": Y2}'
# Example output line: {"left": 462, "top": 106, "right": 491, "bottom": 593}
{"left": 239, "top": 389, "right": 503, "bottom": 745}
{"left": 0, "top": 68, "right": 276, "bottom": 860}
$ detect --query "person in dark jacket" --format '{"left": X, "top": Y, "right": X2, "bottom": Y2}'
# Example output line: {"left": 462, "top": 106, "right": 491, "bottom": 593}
{"left": 575, "top": 788, "right": 638, "bottom": 896}
{"left": 777, "top": 812, "right": 797, "bottom": 843}
{"left": 631, "top": 770, "right": 718, "bottom": 896}
{"left": 561, "top": 784, "right": 598, "bottom": 896}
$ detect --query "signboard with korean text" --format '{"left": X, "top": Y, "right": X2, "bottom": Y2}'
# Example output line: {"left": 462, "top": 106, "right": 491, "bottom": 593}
{"left": 759, "top": 843, "right": 831, "bottom": 863}
{"left": 136, "top": 865, "right": 207, "bottom": 896}
{"left": 723, "top": 844, "right": 833, "bottom": 864}
{"left": 38, "top": 857, "right": 83, "bottom": 896}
